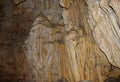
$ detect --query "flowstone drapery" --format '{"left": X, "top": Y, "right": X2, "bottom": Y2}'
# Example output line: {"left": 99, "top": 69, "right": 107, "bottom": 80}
{"left": 60, "top": 0, "right": 120, "bottom": 82}
{"left": 86, "top": 0, "right": 120, "bottom": 68}
{"left": 24, "top": 0, "right": 120, "bottom": 82}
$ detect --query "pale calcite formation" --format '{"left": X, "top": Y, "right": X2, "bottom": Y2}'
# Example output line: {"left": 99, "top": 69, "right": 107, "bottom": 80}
{"left": 25, "top": 15, "right": 74, "bottom": 82}
{"left": 25, "top": 18, "right": 59, "bottom": 82}
{"left": 86, "top": 0, "right": 120, "bottom": 68}
{"left": 60, "top": 0, "right": 120, "bottom": 82}
{"left": 24, "top": 0, "right": 120, "bottom": 82}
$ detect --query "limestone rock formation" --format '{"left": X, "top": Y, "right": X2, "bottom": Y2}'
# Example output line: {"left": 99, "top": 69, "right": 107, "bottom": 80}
{"left": 86, "top": 0, "right": 120, "bottom": 68}
{"left": 0, "top": 0, "right": 120, "bottom": 82}
{"left": 60, "top": 0, "right": 120, "bottom": 82}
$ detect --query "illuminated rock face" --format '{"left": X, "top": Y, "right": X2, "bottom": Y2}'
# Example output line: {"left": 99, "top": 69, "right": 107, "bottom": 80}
{"left": 1, "top": 0, "right": 120, "bottom": 82}
{"left": 86, "top": 0, "right": 120, "bottom": 68}
{"left": 58, "top": 0, "right": 120, "bottom": 82}
{"left": 25, "top": 18, "right": 66, "bottom": 82}
{"left": 24, "top": 0, "right": 70, "bottom": 82}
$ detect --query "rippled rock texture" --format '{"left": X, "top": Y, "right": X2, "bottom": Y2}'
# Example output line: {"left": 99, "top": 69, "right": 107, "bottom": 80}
{"left": 60, "top": 0, "right": 120, "bottom": 82}
{"left": 86, "top": 0, "right": 120, "bottom": 68}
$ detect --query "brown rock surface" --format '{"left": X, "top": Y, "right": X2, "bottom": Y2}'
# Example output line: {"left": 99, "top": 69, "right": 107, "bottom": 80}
{"left": 0, "top": 0, "right": 120, "bottom": 82}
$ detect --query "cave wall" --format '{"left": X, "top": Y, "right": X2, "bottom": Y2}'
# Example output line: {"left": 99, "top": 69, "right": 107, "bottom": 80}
{"left": 60, "top": 0, "right": 120, "bottom": 82}
{"left": 0, "top": 0, "right": 120, "bottom": 82}
{"left": 86, "top": 0, "right": 120, "bottom": 68}
{"left": 0, "top": 0, "right": 36, "bottom": 81}
{"left": 25, "top": 0, "right": 120, "bottom": 82}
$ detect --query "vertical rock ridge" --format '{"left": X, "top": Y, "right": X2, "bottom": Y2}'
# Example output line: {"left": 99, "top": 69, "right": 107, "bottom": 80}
{"left": 86, "top": 0, "right": 120, "bottom": 68}
{"left": 60, "top": 0, "right": 120, "bottom": 82}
